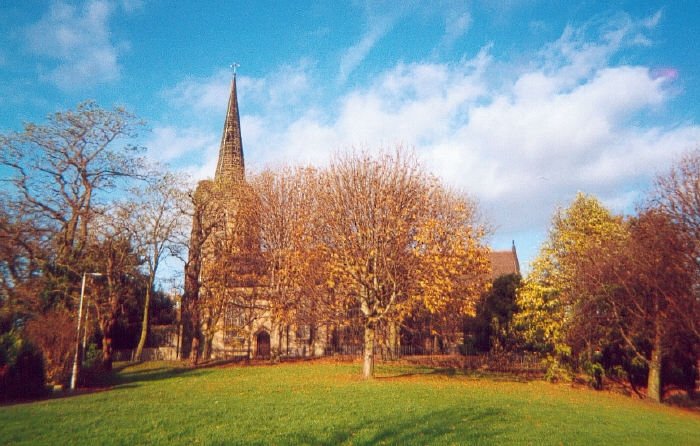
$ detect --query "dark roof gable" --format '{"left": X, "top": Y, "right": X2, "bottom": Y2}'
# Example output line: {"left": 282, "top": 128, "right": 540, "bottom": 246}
{"left": 489, "top": 242, "right": 520, "bottom": 279}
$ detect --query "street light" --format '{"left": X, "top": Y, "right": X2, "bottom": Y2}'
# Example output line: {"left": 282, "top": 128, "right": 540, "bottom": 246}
{"left": 70, "top": 272, "right": 102, "bottom": 391}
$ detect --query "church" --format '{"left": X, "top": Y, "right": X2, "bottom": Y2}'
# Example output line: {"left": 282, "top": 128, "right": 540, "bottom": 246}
{"left": 188, "top": 73, "right": 520, "bottom": 360}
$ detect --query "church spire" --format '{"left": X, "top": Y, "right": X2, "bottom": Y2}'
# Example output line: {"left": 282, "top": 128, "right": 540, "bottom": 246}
{"left": 215, "top": 71, "right": 244, "bottom": 182}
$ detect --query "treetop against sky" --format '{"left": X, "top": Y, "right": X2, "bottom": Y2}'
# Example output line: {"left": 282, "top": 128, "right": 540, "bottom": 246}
{"left": 1, "top": 1, "right": 699, "bottom": 271}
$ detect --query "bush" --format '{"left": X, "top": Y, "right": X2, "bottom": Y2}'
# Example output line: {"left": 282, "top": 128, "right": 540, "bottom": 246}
{"left": 25, "top": 310, "right": 76, "bottom": 385}
{"left": 583, "top": 362, "right": 605, "bottom": 390}
{"left": 628, "top": 356, "right": 649, "bottom": 388}
{"left": 580, "top": 349, "right": 605, "bottom": 390}
{"left": 79, "top": 343, "right": 106, "bottom": 387}
{"left": 663, "top": 350, "right": 698, "bottom": 394}
{"left": 0, "top": 332, "right": 48, "bottom": 400}
{"left": 543, "top": 354, "right": 573, "bottom": 382}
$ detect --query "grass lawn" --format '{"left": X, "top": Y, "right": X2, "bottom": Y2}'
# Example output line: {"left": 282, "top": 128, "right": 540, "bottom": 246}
{"left": 1, "top": 360, "right": 699, "bottom": 445}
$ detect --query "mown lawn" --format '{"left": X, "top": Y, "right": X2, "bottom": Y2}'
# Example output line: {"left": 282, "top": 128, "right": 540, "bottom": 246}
{"left": 1, "top": 360, "right": 699, "bottom": 445}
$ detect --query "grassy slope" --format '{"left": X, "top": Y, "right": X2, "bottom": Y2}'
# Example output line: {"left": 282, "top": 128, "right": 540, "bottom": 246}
{"left": 1, "top": 360, "right": 699, "bottom": 445}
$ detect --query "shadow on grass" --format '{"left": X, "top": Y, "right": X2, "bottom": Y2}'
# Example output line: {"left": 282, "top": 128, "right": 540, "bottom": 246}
{"left": 664, "top": 392, "right": 700, "bottom": 411}
{"left": 284, "top": 406, "right": 506, "bottom": 445}
{"left": 13, "top": 362, "right": 214, "bottom": 405}
{"left": 86, "top": 362, "right": 214, "bottom": 388}
{"left": 375, "top": 366, "right": 540, "bottom": 384}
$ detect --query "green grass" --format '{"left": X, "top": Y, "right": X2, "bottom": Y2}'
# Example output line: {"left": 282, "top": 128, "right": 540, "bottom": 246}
{"left": 1, "top": 360, "right": 699, "bottom": 445}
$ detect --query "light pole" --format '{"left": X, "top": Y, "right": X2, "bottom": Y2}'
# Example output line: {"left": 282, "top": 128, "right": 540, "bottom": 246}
{"left": 70, "top": 272, "right": 102, "bottom": 391}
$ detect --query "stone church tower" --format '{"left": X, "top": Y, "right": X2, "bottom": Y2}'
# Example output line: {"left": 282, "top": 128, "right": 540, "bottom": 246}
{"left": 185, "top": 73, "right": 299, "bottom": 361}
{"left": 183, "top": 74, "right": 255, "bottom": 362}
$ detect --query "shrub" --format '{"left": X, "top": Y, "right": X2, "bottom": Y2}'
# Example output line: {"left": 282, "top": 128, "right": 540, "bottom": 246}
{"left": 543, "top": 354, "right": 572, "bottom": 382}
{"left": 663, "top": 351, "right": 698, "bottom": 394}
{"left": 580, "top": 349, "right": 605, "bottom": 390}
{"left": 0, "top": 332, "right": 48, "bottom": 400}
{"left": 583, "top": 361, "right": 605, "bottom": 390}
{"left": 628, "top": 356, "right": 649, "bottom": 388}
{"left": 79, "top": 343, "right": 106, "bottom": 387}
{"left": 25, "top": 310, "right": 76, "bottom": 385}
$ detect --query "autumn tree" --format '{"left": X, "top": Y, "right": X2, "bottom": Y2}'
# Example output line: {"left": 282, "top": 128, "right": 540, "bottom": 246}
{"left": 574, "top": 210, "right": 697, "bottom": 401}
{"left": 129, "top": 173, "right": 189, "bottom": 361}
{"left": 251, "top": 167, "right": 329, "bottom": 357}
{"left": 411, "top": 186, "right": 491, "bottom": 350}
{"left": 515, "top": 192, "right": 626, "bottom": 378}
{"left": 652, "top": 149, "right": 700, "bottom": 340}
{"left": 318, "top": 149, "right": 490, "bottom": 378}
{"left": 182, "top": 179, "right": 225, "bottom": 364}
{"left": 198, "top": 182, "right": 265, "bottom": 360}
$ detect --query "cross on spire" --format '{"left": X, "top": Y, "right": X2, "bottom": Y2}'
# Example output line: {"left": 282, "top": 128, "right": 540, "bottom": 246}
{"left": 230, "top": 62, "right": 240, "bottom": 77}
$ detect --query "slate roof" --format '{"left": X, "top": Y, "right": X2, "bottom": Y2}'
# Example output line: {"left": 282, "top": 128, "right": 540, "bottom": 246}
{"left": 489, "top": 243, "right": 520, "bottom": 279}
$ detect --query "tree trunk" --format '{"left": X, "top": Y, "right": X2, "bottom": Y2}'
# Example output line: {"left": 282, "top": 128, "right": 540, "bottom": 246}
{"left": 202, "top": 331, "right": 214, "bottom": 360}
{"left": 363, "top": 322, "right": 376, "bottom": 379}
{"left": 182, "top": 204, "right": 203, "bottom": 362}
{"left": 389, "top": 321, "right": 399, "bottom": 360}
{"left": 190, "top": 336, "right": 200, "bottom": 365}
{"left": 134, "top": 283, "right": 152, "bottom": 361}
{"left": 647, "top": 320, "right": 663, "bottom": 402}
{"left": 102, "top": 337, "right": 113, "bottom": 371}
{"left": 309, "top": 324, "right": 316, "bottom": 357}
{"left": 187, "top": 302, "right": 201, "bottom": 365}
{"left": 102, "top": 314, "right": 117, "bottom": 371}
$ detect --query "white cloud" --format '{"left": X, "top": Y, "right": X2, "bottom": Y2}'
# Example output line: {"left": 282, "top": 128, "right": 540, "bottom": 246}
{"left": 338, "top": 21, "right": 392, "bottom": 83}
{"left": 165, "top": 70, "right": 232, "bottom": 114}
{"left": 260, "top": 13, "right": 695, "bottom": 237}
{"left": 25, "top": 0, "right": 127, "bottom": 90}
{"left": 165, "top": 62, "right": 313, "bottom": 118}
{"left": 145, "top": 126, "right": 218, "bottom": 164}
{"left": 159, "top": 13, "right": 699, "bottom": 265}
{"left": 438, "top": 10, "right": 472, "bottom": 51}
{"left": 119, "top": 0, "right": 144, "bottom": 13}
{"left": 157, "top": 63, "right": 317, "bottom": 177}
{"left": 337, "top": 0, "right": 420, "bottom": 83}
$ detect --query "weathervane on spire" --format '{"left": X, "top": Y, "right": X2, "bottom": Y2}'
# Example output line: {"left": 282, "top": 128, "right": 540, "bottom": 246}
{"left": 230, "top": 62, "right": 240, "bottom": 77}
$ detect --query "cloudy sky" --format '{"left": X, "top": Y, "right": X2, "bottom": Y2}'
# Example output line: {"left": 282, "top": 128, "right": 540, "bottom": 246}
{"left": 1, "top": 1, "right": 699, "bottom": 272}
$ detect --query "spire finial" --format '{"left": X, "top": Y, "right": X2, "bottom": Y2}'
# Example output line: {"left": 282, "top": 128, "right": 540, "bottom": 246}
{"left": 230, "top": 62, "right": 240, "bottom": 77}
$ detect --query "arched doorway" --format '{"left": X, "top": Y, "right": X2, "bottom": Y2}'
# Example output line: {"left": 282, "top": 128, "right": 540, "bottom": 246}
{"left": 255, "top": 331, "right": 271, "bottom": 359}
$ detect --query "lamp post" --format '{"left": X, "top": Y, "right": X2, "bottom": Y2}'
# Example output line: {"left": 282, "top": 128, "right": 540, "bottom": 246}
{"left": 70, "top": 272, "right": 102, "bottom": 391}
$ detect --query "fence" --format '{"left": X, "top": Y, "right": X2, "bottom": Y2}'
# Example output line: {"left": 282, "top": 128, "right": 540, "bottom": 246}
{"left": 114, "top": 345, "right": 544, "bottom": 375}
{"left": 461, "top": 352, "right": 544, "bottom": 374}
{"left": 113, "top": 347, "right": 178, "bottom": 362}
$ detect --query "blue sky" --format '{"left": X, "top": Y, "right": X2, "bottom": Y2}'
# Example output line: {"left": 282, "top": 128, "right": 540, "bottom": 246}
{"left": 1, "top": 1, "right": 699, "bottom": 273}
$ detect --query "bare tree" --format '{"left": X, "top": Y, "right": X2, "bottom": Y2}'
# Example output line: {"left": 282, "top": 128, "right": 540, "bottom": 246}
{"left": 654, "top": 149, "right": 700, "bottom": 250}
{"left": 0, "top": 200, "right": 45, "bottom": 330}
{"left": 0, "top": 101, "right": 146, "bottom": 377}
{"left": 87, "top": 209, "right": 142, "bottom": 371}
{"left": 652, "top": 149, "right": 700, "bottom": 339}
{"left": 0, "top": 101, "right": 145, "bottom": 269}
{"left": 182, "top": 180, "right": 225, "bottom": 364}
{"left": 198, "top": 207, "right": 265, "bottom": 360}
{"left": 129, "top": 172, "right": 189, "bottom": 361}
